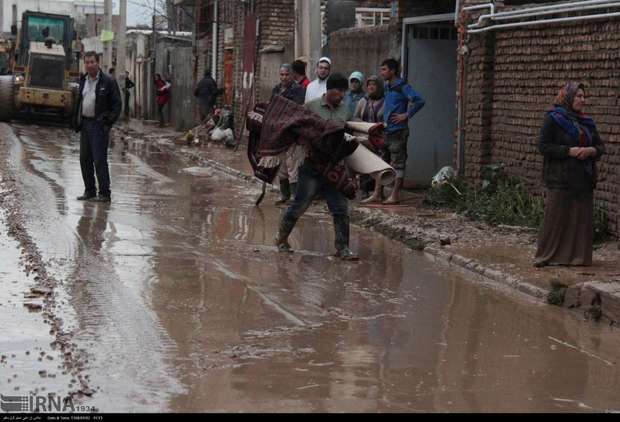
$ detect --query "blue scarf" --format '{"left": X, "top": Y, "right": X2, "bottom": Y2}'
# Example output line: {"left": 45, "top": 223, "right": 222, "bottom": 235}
{"left": 548, "top": 106, "right": 597, "bottom": 175}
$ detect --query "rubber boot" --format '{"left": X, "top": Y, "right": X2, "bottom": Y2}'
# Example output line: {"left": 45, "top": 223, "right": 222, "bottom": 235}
{"left": 290, "top": 182, "right": 297, "bottom": 198}
{"left": 275, "top": 178, "right": 291, "bottom": 205}
{"left": 275, "top": 216, "right": 296, "bottom": 253}
{"left": 333, "top": 215, "right": 358, "bottom": 260}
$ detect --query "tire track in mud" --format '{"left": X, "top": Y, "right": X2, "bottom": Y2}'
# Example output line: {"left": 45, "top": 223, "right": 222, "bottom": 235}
{"left": 0, "top": 123, "right": 96, "bottom": 399}
{"left": 2, "top": 123, "right": 186, "bottom": 410}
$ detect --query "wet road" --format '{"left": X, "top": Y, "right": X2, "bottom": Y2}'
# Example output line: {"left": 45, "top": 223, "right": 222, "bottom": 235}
{"left": 1, "top": 122, "right": 620, "bottom": 413}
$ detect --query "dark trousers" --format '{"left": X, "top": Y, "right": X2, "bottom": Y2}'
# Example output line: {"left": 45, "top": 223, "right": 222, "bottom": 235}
{"left": 158, "top": 103, "right": 166, "bottom": 125}
{"left": 124, "top": 92, "right": 130, "bottom": 118}
{"left": 199, "top": 102, "right": 214, "bottom": 121}
{"left": 80, "top": 119, "right": 111, "bottom": 197}
{"left": 281, "top": 162, "right": 350, "bottom": 251}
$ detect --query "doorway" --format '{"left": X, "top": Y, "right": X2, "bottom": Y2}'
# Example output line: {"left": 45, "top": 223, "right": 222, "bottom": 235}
{"left": 403, "top": 15, "right": 457, "bottom": 187}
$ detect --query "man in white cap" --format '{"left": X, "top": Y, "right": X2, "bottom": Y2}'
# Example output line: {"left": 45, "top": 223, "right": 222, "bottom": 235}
{"left": 304, "top": 57, "right": 332, "bottom": 104}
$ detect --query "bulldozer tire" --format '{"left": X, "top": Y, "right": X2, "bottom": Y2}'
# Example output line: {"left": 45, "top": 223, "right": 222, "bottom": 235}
{"left": 0, "top": 75, "right": 15, "bottom": 122}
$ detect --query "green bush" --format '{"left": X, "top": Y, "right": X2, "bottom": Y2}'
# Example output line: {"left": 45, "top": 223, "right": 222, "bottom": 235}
{"left": 425, "top": 164, "right": 611, "bottom": 243}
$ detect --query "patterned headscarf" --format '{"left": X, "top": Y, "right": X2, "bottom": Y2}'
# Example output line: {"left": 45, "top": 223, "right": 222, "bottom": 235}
{"left": 554, "top": 82, "right": 585, "bottom": 112}
{"left": 366, "top": 75, "right": 384, "bottom": 100}
{"left": 549, "top": 82, "right": 597, "bottom": 176}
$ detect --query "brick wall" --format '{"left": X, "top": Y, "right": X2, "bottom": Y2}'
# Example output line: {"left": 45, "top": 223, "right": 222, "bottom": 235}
{"left": 255, "top": 0, "right": 296, "bottom": 102}
{"left": 213, "top": 0, "right": 296, "bottom": 138}
{"left": 461, "top": 0, "right": 620, "bottom": 234}
{"left": 328, "top": 23, "right": 400, "bottom": 79}
{"left": 191, "top": 1, "right": 295, "bottom": 137}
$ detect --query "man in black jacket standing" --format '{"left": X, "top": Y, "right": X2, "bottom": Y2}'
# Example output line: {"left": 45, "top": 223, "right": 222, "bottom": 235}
{"left": 194, "top": 69, "right": 219, "bottom": 121}
{"left": 123, "top": 70, "right": 135, "bottom": 119}
{"left": 73, "top": 51, "right": 122, "bottom": 203}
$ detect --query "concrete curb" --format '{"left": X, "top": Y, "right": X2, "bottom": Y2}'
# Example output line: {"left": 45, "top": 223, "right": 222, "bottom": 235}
{"left": 423, "top": 246, "right": 548, "bottom": 300}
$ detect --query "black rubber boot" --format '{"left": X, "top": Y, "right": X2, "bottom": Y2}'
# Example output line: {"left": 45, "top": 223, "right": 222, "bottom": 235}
{"left": 275, "top": 178, "right": 291, "bottom": 205}
{"left": 333, "top": 215, "right": 358, "bottom": 260}
{"left": 275, "top": 216, "right": 296, "bottom": 253}
{"left": 290, "top": 182, "right": 297, "bottom": 198}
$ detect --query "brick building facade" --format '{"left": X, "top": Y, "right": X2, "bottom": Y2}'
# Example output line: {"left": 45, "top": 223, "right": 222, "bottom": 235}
{"left": 187, "top": 0, "right": 295, "bottom": 135}
{"left": 459, "top": 0, "right": 620, "bottom": 234}
{"left": 187, "top": 0, "right": 396, "bottom": 135}
{"left": 180, "top": 0, "right": 620, "bottom": 234}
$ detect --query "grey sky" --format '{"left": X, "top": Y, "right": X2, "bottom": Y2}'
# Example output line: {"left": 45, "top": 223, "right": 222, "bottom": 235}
{"left": 40, "top": 0, "right": 151, "bottom": 26}
{"left": 127, "top": 1, "right": 154, "bottom": 26}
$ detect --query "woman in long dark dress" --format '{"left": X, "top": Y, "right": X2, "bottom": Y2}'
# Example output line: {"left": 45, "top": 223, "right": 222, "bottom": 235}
{"left": 534, "top": 82, "right": 605, "bottom": 267}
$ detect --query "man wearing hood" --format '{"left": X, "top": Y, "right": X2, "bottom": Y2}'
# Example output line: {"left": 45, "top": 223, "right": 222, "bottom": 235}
{"left": 354, "top": 75, "right": 386, "bottom": 202}
{"left": 353, "top": 75, "right": 384, "bottom": 123}
{"left": 381, "top": 58, "right": 425, "bottom": 205}
{"left": 344, "top": 71, "right": 365, "bottom": 116}
{"left": 304, "top": 57, "right": 332, "bottom": 103}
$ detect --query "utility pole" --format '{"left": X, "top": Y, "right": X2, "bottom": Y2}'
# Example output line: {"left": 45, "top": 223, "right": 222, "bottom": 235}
{"left": 103, "top": 0, "right": 112, "bottom": 71}
{"left": 294, "top": 0, "right": 321, "bottom": 66}
{"left": 117, "top": 0, "right": 127, "bottom": 102}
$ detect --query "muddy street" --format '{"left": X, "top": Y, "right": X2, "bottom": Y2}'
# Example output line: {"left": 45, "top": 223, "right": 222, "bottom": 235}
{"left": 0, "top": 122, "right": 619, "bottom": 413}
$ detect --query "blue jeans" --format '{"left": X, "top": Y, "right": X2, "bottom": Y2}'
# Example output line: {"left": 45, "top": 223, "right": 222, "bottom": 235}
{"left": 80, "top": 119, "right": 111, "bottom": 197}
{"left": 280, "top": 162, "right": 350, "bottom": 251}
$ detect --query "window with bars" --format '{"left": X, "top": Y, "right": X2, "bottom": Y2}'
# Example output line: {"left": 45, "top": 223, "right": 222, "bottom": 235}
{"left": 411, "top": 23, "right": 458, "bottom": 40}
{"left": 355, "top": 7, "right": 391, "bottom": 27}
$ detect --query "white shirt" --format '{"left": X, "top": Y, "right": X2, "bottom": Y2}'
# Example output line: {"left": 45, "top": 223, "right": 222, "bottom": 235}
{"left": 304, "top": 78, "right": 327, "bottom": 104}
{"left": 81, "top": 73, "right": 99, "bottom": 118}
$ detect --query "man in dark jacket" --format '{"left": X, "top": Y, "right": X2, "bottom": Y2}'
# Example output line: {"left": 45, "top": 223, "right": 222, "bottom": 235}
{"left": 271, "top": 63, "right": 305, "bottom": 204}
{"left": 194, "top": 70, "right": 220, "bottom": 121}
{"left": 73, "top": 51, "right": 122, "bottom": 203}
{"left": 123, "top": 70, "right": 135, "bottom": 119}
{"left": 270, "top": 63, "right": 305, "bottom": 104}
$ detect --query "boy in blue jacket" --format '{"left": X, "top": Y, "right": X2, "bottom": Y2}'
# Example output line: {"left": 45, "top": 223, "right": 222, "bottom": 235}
{"left": 380, "top": 58, "right": 425, "bottom": 204}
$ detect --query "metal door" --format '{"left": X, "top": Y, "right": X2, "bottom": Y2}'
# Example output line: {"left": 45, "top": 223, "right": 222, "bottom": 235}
{"left": 405, "top": 23, "right": 457, "bottom": 186}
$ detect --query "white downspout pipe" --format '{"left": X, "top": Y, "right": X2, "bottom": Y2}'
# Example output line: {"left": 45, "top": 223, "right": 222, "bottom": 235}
{"left": 487, "top": 0, "right": 613, "bottom": 16}
{"left": 462, "top": 3, "right": 495, "bottom": 14}
{"left": 491, "top": 2, "right": 620, "bottom": 22}
{"left": 212, "top": 0, "right": 218, "bottom": 81}
{"left": 470, "top": 1, "right": 620, "bottom": 29}
{"left": 400, "top": 19, "right": 407, "bottom": 79}
{"left": 468, "top": 0, "right": 619, "bottom": 28}
{"left": 468, "top": 10, "right": 620, "bottom": 33}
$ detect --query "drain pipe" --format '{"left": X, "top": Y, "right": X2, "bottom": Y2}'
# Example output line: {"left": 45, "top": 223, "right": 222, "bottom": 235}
{"left": 462, "top": 3, "right": 495, "bottom": 15}
{"left": 489, "top": 2, "right": 620, "bottom": 23}
{"left": 467, "top": 0, "right": 614, "bottom": 27}
{"left": 212, "top": 0, "right": 218, "bottom": 80}
{"left": 468, "top": 10, "right": 620, "bottom": 33}
{"left": 466, "top": 0, "right": 620, "bottom": 29}
{"left": 455, "top": 2, "right": 468, "bottom": 176}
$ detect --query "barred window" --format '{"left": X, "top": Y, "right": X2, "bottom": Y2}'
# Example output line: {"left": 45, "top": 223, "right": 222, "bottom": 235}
{"left": 355, "top": 8, "right": 391, "bottom": 27}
